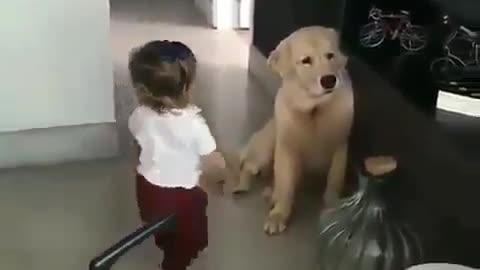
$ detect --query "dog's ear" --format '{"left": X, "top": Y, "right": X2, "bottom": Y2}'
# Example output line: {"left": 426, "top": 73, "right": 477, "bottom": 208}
{"left": 323, "top": 27, "right": 339, "bottom": 40}
{"left": 323, "top": 27, "right": 349, "bottom": 67}
{"left": 325, "top": 27, "right": 337, "bottom": 34}
{"left": 337, "top": 51, "right": 349, "bottom": 69}
{"left": 267, "top": 39, "right": 291, "bottom": 78}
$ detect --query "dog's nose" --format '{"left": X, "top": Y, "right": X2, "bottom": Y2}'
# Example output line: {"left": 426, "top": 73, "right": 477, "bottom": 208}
{"left": 320, "top": 74, "right": 337, "bottom": 89}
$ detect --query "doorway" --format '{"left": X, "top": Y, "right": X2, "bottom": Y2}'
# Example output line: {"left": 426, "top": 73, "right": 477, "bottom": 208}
{"left": 194, "top": 0, "right": 254, "bottom": 30}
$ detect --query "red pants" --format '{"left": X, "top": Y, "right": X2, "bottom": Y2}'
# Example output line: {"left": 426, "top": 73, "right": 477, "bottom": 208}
{"left": 136, "top": 174, "right": 208, "bottom": 270}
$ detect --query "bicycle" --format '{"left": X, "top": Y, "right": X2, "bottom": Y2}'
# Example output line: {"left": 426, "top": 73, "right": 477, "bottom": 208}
{"left": 430, "top": 21, "right": 480, "bottom": 78}
{"left": 358, "top": 6, "right": 428, "bottom": 52}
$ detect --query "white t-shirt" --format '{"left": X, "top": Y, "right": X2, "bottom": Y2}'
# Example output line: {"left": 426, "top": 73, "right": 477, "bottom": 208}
{"left": 128, "top": 105, "right": 217, "bottom": 189}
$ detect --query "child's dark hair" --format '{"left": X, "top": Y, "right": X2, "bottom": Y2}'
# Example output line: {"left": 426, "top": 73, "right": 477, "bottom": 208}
{"left": 128, "top": 40, "right": 197, "bottom": 112}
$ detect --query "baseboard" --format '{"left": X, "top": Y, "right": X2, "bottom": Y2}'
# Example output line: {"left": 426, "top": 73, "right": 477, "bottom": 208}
{"left": 247, "top": 44, "right": 280, "bottom": 98}
{"left": 437, "top": 91, "right": 480, "bottom": 117}
{"left": 0, "top": 122, "right": 119, "bottom": 169}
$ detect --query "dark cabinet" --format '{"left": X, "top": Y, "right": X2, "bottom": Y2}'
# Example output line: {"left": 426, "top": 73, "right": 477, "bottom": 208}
{"left": 252, "top": 0, "right": 293, "bottom": 57}
{"left": 252, "top": 0, "right": 345, "bottom": 57}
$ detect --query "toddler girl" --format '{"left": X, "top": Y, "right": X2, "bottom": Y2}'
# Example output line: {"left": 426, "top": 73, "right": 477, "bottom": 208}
{"left": 128, "top": 40, "right": 224, "bottom": 270}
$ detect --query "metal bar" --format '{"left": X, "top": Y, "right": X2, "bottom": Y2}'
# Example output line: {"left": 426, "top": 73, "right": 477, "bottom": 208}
{"left": 88, "top": 214, "right": 176, "bottom": 270}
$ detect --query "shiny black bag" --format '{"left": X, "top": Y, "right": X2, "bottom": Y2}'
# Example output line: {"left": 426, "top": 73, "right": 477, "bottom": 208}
{"left": 316, "top": 161, "right": 423, "bottom": 270}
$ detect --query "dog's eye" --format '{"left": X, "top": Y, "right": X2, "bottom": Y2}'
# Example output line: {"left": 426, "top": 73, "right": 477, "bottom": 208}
{"left": 325, "top": 53, "right": 335, "bottom": 60}
{"left": 300, "top": 56, "right": 312, "bottom": 65}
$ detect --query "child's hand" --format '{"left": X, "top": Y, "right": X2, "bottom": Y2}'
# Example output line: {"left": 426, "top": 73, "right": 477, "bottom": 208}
{"left": 209, "top": 151, "right": 226, "bottom": 169}
{"left": 200, "top": 151, "right": 226, "bottom": 172}
{"left": 198, "top": 169, "right": 225, "bottom": 196}
{"left": 197, "top": 151, "right": 227, "bottom": 196}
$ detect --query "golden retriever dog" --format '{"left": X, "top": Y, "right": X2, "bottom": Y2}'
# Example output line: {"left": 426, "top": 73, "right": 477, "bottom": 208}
{"left": 253, "top": 26, "right": 354, "bottom": 235}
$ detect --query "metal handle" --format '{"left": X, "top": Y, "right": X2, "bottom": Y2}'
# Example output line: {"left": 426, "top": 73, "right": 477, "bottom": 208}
{"left": 88, "top": 214, "right": 176, "bottom": 270}
{"left": 459, "top": 25, "right": 477, "bottom": 37}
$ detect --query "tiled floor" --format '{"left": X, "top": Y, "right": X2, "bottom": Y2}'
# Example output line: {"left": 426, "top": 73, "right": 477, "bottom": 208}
{"left": 0, "top": 1, "right": 322, "bottom": 270}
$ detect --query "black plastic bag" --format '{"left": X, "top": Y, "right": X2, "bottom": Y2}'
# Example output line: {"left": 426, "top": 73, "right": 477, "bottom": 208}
{"left": 316, "top": 171, "right": 423, "bottom": 270}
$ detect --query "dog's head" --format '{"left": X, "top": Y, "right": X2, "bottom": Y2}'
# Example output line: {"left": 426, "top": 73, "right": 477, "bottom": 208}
{"left": 268, "top": 26, "right": 349, "bottom": 102}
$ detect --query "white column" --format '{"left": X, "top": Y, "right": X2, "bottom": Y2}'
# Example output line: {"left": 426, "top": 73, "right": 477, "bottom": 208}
{"left": 213, "top": 0, "right": 239, "bottom": 29}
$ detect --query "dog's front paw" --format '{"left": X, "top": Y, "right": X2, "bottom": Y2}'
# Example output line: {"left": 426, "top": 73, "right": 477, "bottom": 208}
{"left": 264, "top": 208, "right": 288, "bottom": 235}
{"left": 231, "top": 182, "right": 251, "bottom": 195}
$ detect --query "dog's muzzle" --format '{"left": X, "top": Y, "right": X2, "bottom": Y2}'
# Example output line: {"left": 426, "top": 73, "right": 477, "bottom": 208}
{"left": 319, "top": 74, "right": 337, "bottom": 90}
{"left": 316, "top": 70, "right": 351, "bottom": 94}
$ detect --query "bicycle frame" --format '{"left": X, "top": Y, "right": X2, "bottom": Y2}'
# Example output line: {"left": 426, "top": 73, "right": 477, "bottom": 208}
{"left": 442, "top": 31, "right": 467, "bottom": 67}
{"left": 359, "top": 6, "right": 427, "bottom": 52}
{"left": 441, "top": 25, "right": 480, "bottom": 66}
{"left": 458, "top": 26, "right": 480, "bottom": 65}
{"left": 368, "top": 8, "right": 412, "bottom": 39}
{"left": 369, "top": 7, "right": 409, "bottom": 21}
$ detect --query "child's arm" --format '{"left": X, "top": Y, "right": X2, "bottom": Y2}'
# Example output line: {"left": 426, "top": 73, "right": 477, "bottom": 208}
{"left": 200, "top": 151, "right": 226, "bottom": 172}
{"left": 194, "top": 116, "right": 225, "bottom": 169}
{"left": 198, "top": 151, "right": 226, "bottom": 196}
{"left": 133, "top": 140, "right": 141, "bottom": 167}
{"left": 194, "top": 116, "right": 226, "bottom": 192}
{"left": 128, "top": 109, "right": 142, "bottom": 172}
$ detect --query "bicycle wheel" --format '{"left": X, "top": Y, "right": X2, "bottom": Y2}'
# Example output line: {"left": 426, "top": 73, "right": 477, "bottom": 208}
{"left": 359, "top": 22, "right": 385, "bottom": 48}
{"left": 430, "top": 57, "right": 457, "bottom": 78}
{"left": 449, "top": 36, "right": 476, "bottom": 66}
{"left": 399, "top": 25, "right": 428, "bottom": 52}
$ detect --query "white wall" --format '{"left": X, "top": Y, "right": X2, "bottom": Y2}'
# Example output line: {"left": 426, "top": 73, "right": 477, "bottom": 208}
{"left": 194, "top": 0, "right": 215, "bottom": 26}
{"left": 214, "top": 0, "right": 239, "bottom": 29}
{"left": 0, "top": 0, "right": 115, "bottom": 132}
